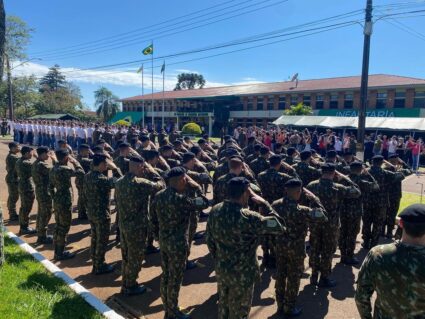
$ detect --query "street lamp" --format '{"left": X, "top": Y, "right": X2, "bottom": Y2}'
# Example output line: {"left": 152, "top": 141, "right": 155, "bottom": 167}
{"left": 6, "top": 57, "right": 42, "bottom": 120}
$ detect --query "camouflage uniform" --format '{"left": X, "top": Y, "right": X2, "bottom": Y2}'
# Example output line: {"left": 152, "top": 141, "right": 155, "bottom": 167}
{"left": 115, "top": 172, "right": 164, "bottom": 289}
{"left": 84, "top": 170, "right": 116, "bottom": 272}
{"left": 206, "top": 200, "right": 285, "bottom": 319}
{"left": 272, "top": 198, "right": 327, "bottom": 313}
{"left": 213, "top": 172, "right": 258, "bottom": 205}
{"left": 385, "top": 165, "right": 412, "bottom": 235}
{"left": 16, "top": 157, "right": 35, "bottom": 228}
{"left": 306, "top": 178, "right": 361, "bottom": 279}
{"left": 76, "top": 155, "right": 92, "bottom": 218}
{"left": 50, "top": 163, "right": 85, "bottom": 249}
{"left": 355, "top": 242, "right": 425, "bottom": 319}
{"left": 292, "top": 161, "right": 322, "bottom": 187}
{"left": 32, "top": 159, "right": 54, "bottom": 238}
{"left": 113, "top": 155, "right": 130, "bottom": 175}
{"left": 339, "top": 174, "right": 378, "bottom": 260}
{"left": 5, "top": 152, "right": 20, "bottom": 219}
{"left": 243, "top": 144, "right": 256, "bottom": 159}
{"left": 249, "top": 156, "right": 269, "bottom": 177}
{"left": 151, "top": 187, "right": 209, "bottom": 318}
{"left": 365, "top": 166, "right": 404, "bottom": 247}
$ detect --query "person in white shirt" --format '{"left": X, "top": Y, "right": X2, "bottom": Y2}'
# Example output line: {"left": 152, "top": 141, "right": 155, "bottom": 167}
{"left": 67, "top": 124, "right": 76, "bottom": 149}
{"left": 335, "top": 137, "right": 343, "bottom": 155}
{"left": 388, "top": 136, "right": 398, "bottom": 156}
{"left": 76, "top": 125, "right": 87, "bottom": 149}
{"left": 87, "top": 125, "right": 94, "bottom": 146}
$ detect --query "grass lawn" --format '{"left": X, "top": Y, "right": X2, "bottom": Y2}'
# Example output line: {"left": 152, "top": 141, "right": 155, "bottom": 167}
{"left": 0, "top": 236, "right": 103, "bottom": 319}
{"left": 399, "top": 192, "right": 423, "bottom": 214}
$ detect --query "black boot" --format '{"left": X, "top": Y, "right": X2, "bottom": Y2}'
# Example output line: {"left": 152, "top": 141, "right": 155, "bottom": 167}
{"left": 19, "top": 226, "right": 37, "bottom": 235}
{"left": 77, "top": 212, "right": 88, "bottom": 220}
{"left": 93, "top": 263, "right": 114, "bottom": 275}
{"left": 121, "top": 284, "right": 147, "bottom": 296}
{"left": 9, "top": 213, "right": 19, "bottom": 221}
{"left": 310, "top": 271, "right": 319, "bottom": 285}
{"left": 185, "top": 260, "right": 197, "bottom": 270}
{"left": 318, "top": 276, "right": 336, "bottom": 288}
{"left": 145, "top": 245, "right": 160, "bottom": 254}
{"left": 36, "top": 235, "right": 53, "bottom": 245}
{"left": 54, "top": 246, "right": 76, "bottom": 260}
{"left": 344, "top": 257, "right": 360, "bottom": 265}
{"left": 285, "top": 306, "right": 303, "bottom": 317}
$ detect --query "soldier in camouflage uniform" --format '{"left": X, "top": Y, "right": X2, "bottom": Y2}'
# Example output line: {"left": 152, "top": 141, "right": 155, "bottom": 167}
{"left": 383, "top": 154, "right": 413, "bottom": 238}
{"left": 16, "top": 146, "right": 36, "bottom": 235}
{"left": 339, "top": 162, "right": 379, "bottom": 265}
{"left": 113, "top": 142, "right": 131, "bottom": 175}
{"left": 249, "top": 146, "right": 271, "bottom": 177}
{"left": 355, "top": 203, "right": 425, "bottom": 319}
{"left": 284, "top": 147, "right": 298, "bottom": 166}
{"left": 292, "top": 150, "right": 322, "bottom": 187}
{"left": 76, "top": 144, "right": 92, "bottom": 220}
{"left": 84, "top": 154, "right": 121, "bottom": 274}
{"left": 307, "top": 163, "right": 361, "bottom": 287}
{"left": 180, "top": 152, "right": 212, "bottom": 269}
{"left": 245, "top": 144, "right": 261, "bottom": 165}
{"left": 213, "top": 156, "right": 258, "bottom": 205}
{"left": 5, "top": 142, "right": 20, "bottom": 221}
{"left": 151, "top": 167, "right": 209, "bottom": 319}
{"left": 50, "top": 149, "right": 85, "bottom": 260}
{"left": 32, "top": 146, "right": 55, "bottom": 244}
{"left": 213, "top": 148, "right": 255, "bottom": 184}
{"left": 115, "top": 156, "right": 165, "bottom": 295}
{"left": 365, "top": 155, "right": 405, "bottom": 248}
{"left": 272, "top": 179, "right": 327, "bottom": 317}
{"left": 206, "top": 177, "right": 286, "bottom": 319}
{"left": 242, "top": 136, "right": 257, "bottom": 158}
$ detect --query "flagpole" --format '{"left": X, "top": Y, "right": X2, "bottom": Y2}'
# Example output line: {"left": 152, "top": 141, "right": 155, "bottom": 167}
{"left": 142, "top": 64, "right": 145, "bottom": 129}
{"left": 162, "top": 60, "right": 165, "bottom": 129}
{"left": 151, "top": 40, "right": 154, "bottom": 130}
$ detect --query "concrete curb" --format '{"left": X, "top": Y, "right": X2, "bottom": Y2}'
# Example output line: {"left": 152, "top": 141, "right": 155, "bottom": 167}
{"left": 6, "top": 230, "right": 125, "bottom": 319}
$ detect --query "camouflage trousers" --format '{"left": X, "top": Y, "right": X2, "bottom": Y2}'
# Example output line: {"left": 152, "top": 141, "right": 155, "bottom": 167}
{"left": 76, "top": 185, "right": 86, "bottom": 218}
{"left": 385, "top": 196, "right": 401, "bottom": 233}
{"left": 87, "top": 212, "right": 111, "bottom": 270}
{"left": 275, "top": 246, "right": 304, "bottom": 313}
{"left": 362, "top": 206, "right": 386, "bottom": 247}
{"left": 187, "top": 211, "right": 200, "bottom": 257}
{"left": 120, "top": 227, "right": 147, "bottom": 288}
{"left": 339, "top": 214, "right": 361, "bottom": 259}
{"left": 35, "top": 193, "right": 53, "bottom": 238}
{"left": 18, "top": 189, "right": 34, "bottom": 228}
{"left": 216, "top": 271, "right": 254, "bottom": 319}
{"left": 53, "top": 200, "right": 72, "bottom": 247}
{"left": 309, "top": 223, "right": 339, "bottom": 277}
{"left": 160, "top": 245, "right": 188, "bottom": 317}
{"left": 6, "top": 181, "right": 19, "bottom": 218}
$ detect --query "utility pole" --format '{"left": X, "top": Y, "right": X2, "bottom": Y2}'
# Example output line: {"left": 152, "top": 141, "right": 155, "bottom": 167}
{"left": 6, "top": 55, "right": 14, "bottom": 121}
{"left": 357, "top": 0, "right": 373, "bottom": 158}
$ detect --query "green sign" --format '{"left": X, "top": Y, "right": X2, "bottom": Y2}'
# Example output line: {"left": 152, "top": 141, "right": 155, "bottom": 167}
{"left": 316, "top": 108, "right": 421, "bottom": 118}
{"left": 175, "top": 112, "right": 213, "bottom": 117}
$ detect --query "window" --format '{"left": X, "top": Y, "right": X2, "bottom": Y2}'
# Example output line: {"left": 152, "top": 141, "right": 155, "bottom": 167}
{"left": 257, "top": 97, "right": 264, "bottom": 110}
{"left": 316, "top": 95, "right": 324, "bottom": 109}
{"left": 303, "top": 95, "right": 311, "bottom": 106}
{"left": 344, "top": 94, "right": 353, "bottom": 109}
{"left": 247, "top": 97, "right": 254, "bottom": 110}
{"left": 290, "top": 95, "right": 298, "bottom": 106}
{"left": 330, "top": 94, "right": 338, "bottom": 109}
{"left": 414, "top": 91, "right": 425, "bottom": 108}
{"left": 267, "top": 96, "right": 275, "bottom": 109}
{"left": 394, "top": 91, "right": 405, "bottom": 108}
{"left": 376, "top": 92, "right": 387, "bottom": 109}
{"left": 278, "top": 96, "right": 286, "bottom": 109}
{"left": 233, "top": 99, "right": 244, "bottom": 111}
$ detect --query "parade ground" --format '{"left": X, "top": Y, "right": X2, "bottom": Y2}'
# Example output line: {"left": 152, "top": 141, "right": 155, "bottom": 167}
{"left": 0, "top": 138, "right": 422, "bottom": 319}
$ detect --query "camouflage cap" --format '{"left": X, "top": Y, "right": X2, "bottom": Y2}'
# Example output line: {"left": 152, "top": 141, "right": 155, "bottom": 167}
{"left": 284, "top": 178, "right": 303, "bottom": 188}
{"left": 399, "top": 204, "right": 425, "bottom": 223}
{"left": 36, "top": 146, "right": 49, "bottom": 155}
{"left": 166, "top": 167, "right": 186, "bottom": 179}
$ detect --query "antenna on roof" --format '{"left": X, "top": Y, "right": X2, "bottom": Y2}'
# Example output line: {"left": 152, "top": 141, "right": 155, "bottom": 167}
{"left": 290, "top": 73, "right": 299, "bottom": 89}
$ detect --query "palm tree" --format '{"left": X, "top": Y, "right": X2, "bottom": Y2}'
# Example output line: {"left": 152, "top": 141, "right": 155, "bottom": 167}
{"left": 94, "top": 87, "right": 120, "bottom": 122}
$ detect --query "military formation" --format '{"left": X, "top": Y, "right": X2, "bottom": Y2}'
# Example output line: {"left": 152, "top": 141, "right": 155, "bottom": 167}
{"left": 4, "top": 127, "right": 422, "bottom": 319}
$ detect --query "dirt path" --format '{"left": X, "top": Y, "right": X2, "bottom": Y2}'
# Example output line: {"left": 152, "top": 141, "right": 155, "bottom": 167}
{"left": 0, "top": 138, "right": 385, "bottom": 319}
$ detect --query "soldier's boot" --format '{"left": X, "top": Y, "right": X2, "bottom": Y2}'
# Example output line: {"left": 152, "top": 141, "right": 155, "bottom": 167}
{"left": 185, "top": 260, "right": 197, "bottom": 270}
{"left": 9, "top": 212, "right": 19, "bottom": 221}
{"left": 343, "top": 257, "right": 360, "bottom": 266}
{"left": 318, "top": 276, "right": 336, "bottom": 288}
{"left": 77, "top": 211, "right": 88, "bottom": 220}
{"left": 93, "top": 263, "right": 114, "bottom": 275}
{"left": 310, "top": 271, "right": 319, "bottom": 286}
{"left": 115, "top": 227, "right": 120, "bottom": 243}
{"left": 121, "top": 284, "right": 147, "bottom": 296}
{"left": 199, "top": 211, "right": 209, "bottom": 218}
{"left": 54, "top": 246, "right": 75, "bottom": 260}
{"left": 193, "top": 232, "right": 204, "bottom": 240}
{"left": 174, "top": 310, "right": 191, "bottom": 319}
{"left": 145, "top": 245, "right": 160, "bottom": 255}
{"left": 261, "top": 252, "right": 270, "bottom": 268}
{"left": 19, "top": 226, "right": 37, "bottom": 235}
{"left": 36, "top": 235, "right": 53, "bottom": 245}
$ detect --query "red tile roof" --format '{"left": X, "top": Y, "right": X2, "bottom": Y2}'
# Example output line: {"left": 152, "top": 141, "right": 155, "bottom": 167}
{"left": 121, "top": 74, "right": 425, "bottom": 102}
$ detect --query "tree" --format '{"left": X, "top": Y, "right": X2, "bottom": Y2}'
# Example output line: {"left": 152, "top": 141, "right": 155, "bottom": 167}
{"left": 39, "top": 64, "right": 66, "bottom": 92}
{"left": 0, "top": 0, "right": 6, "bottom": 81}
{"left": 94, "top": 87, "right": 120, "bottom": 122}
{"left": 174, "top": 73, "right": 206, "bottom": 90}
{"left": 284, "top": 103, "right": 313, "bottom": 116}
{"left": 5, "top": 15, "right": 33, "bottom": 61}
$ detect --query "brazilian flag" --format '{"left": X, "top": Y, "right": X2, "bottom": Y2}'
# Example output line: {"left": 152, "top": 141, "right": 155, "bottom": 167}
{"left": 113, "top": 116, "right": 132, "bottom": 126}
{"left": 142, "top": 44, "right": 153, "bottom": 55}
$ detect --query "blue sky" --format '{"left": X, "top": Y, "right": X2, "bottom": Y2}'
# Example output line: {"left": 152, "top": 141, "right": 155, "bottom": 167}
{"left": 5, "top": 0, "right": 425, "bottom": 109}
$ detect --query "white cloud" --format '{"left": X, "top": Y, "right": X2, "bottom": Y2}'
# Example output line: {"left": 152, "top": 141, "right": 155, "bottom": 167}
{"left": 11, "top": 61, "right": 265, "bottom": 93}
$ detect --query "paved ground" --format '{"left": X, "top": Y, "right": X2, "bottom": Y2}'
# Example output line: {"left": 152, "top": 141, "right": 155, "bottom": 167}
{"left": 402, "top": 172, "right": 425, "bottom": 196}
{"left": 1, "top": 138, "right": 401, "bottom": 319}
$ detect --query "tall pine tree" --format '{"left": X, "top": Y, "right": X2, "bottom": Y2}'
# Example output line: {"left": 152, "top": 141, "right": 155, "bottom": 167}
{"left": 39, "top": 64, "right": 66, "bottom": 92}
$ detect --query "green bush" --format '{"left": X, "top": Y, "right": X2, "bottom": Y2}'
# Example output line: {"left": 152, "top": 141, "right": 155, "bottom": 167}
{"left": 182, "top": 122, "right": 202, "bottom": 135}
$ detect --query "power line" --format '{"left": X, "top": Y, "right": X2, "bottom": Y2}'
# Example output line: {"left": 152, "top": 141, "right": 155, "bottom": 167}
{"left": 34, "top": 0, "right": 289, "bottom": 60}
